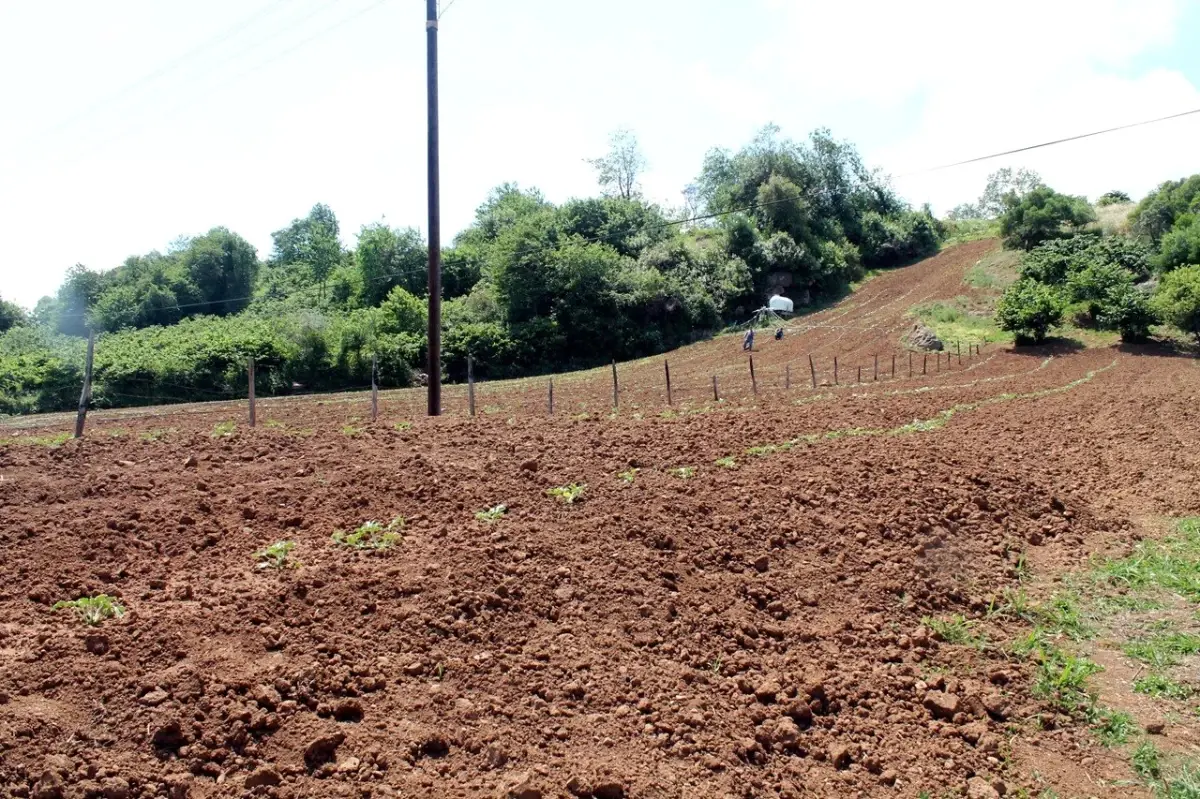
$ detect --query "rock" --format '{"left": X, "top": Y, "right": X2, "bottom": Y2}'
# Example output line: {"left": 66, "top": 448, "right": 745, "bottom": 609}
{"left": 879, "top": 769, "right": 898, "bottom": 786}
{"left": 923, "top": 690, "right": 960, "bottom": 720}
{"left": 752, "top": 555, "right": 770, "bottom": 573}
{"left": 403, "top": 661, "right": 426, "bottom": 677}
{"left": 304, "top": 732, "right": 345, "bottom": 770}
{"left": 337, "top": 757, "right": 361, "bottom": 773}
{"left": 562, "top": 681, "right": 585, "bottom": 700}
{"left": 754, "top": 678, "right": 781, "bottom": 704}
{"left": 593, "top": 781, "right": 625, "bottom": 799}
{"left": 977, "top": 733, "right": 1002, "bottom": 754}
{"left": 961, "top": 721, "right": 988, "bottom": 745}
{"left": 910, "top": 323, "right": 944, "bottom": 351}
{"left": 967, "top": 777, "right": 1000, "bottom": 799}
{"left": 140, "top": 688, "right": 170, "bottom": 707}
{"left": 829, "top": 743, "right": 854, "bottom": 770}
{"left": 1147, "top": 722, "right": 1166, "bottom": 735}
{"left": 243, "top": 767, "right": 282, "bottom": 788}
{"left": 484, "top": 745, "right": 508, "bottom": 769}
{"left": 102, "top": 777, "right": 131, "bottom": 799}
{"left": 333, "top": 698, "right": 364, "bottom": 722}
{"left": 501, "top": 772, "right": 542, "bottom": 799}
{"left": 183, "top": 455, "right": 198, "bottom": 468}
{"left": 520, "top": 457, "right": 539, "bottom": 472}
{"left": 983, "top": 692, "right": 1009, "bottom": 720}
{"left": 84, "top": 633, "right": 110, "bottom": 656}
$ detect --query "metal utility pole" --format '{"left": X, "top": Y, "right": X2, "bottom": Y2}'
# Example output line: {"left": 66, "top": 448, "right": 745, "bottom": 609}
{"left": 425, "top": 0, "right": 442, "bottom": 416}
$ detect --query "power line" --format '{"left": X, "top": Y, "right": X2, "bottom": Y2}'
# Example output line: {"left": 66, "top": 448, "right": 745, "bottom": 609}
{"left": 897, "top": 107, "right": 1200, "bottom": 176}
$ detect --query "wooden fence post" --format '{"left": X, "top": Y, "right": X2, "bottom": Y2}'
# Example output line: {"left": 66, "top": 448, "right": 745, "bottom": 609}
{"left": 957, "top": 340, "right": 962, "bottom": 366}
{"left": 808, "top": 354, "right": 817, "bottom": 389}
{"left": 749, "top": 355, "right": 757, "bottom": 395}
{"left": 936, "top": 352, "right": 941, "bottom": 373}
{"left": 923, "top": 353, "right": 928, "bottom": 375}
{"left": 611, "top": 360, "right": 619, "bottom": 409}
{"left": 548, "top": 379, "right": 554, "bottom": 415}
{"left": 248, "top": 357, "right": 256, "bottom": 428}
{"left": 909, "top": 351, "right": 913, "bottom": 378}
{"left": 371, "top": 353, "right": 379, "bottom": 422}
{"left": 891, "top": 354, "right": 896, "bottom": 379}
{"left": 74, "top": 331, "right": 95, "bottom": 439}
{"left": 873, "top": 354, "right": 879, "bottom": 381}
{"left": 834, "top": 356, "right": 839, "bottom": 385}
{"left": 712, "top": 375, "right": 719, "bottom": 402}
{"left": 665, "top": 360, "right": 673, "bottom": 406}
{"left": 467, "top": 354, "right": 476, "bottom": 417}
{"left": 857, "top": 365, "right": 862, "bottom": 384}
{"left": 785, "top": 363, "right": 791, "bottom": 390}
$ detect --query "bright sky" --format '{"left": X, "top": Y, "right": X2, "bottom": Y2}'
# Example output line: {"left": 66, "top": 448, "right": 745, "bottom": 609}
{"left": 2, "top": 0, "right": 1199, "bottom": 309}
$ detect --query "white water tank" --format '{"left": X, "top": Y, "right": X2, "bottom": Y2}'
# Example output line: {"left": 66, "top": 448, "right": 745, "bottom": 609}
{"left": 768, "top": 295, "right": 794, "bottom": 314}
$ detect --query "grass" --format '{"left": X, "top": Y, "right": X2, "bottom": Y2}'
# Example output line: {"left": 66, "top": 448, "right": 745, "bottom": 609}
{"left": 140, "top": 427, "right": 175, "bottom": 441}
{"left": 670, "top": 466, "right": 697, "bottom": 480}
{"left": 1092, "top": 707, "right": 1136, "bottom": 746}
{"left": 332, "top": 517, "right": 404, "bottom": 551}
{"left": 714, "top": 456, "right": 737, "bottom": 469}
{"left": 394, "top": 421, "right": 412, "bottom": 431}
{"left": 1031, "top": 645, "right": 1102, "bottom": 716}
{"left": 52, "top": 595, "right": 125, "bottom": 626}
{"left": 342, "top": 424, "right": 364, "bottom": 437}
{"left": 1123, "top": 632, "right": 1200, "bottom": 670}
{"left": 1092, "top": 518, "right": 1200, "bottom": 602}
{"left": 923, "top": 614, "right": 984, "bottom": 647}
{"left": 211, "top": 421, "right": 236, "bottom": 438}
{"left": 941, "top": 218, "right": 1000, "bottom": 247}
{"left": 1135, "top": 741, "right": 1163, "bottom": 781}
{"left": 0, "top": 430, "right": 74, "bottom": 447}
{"left": 475, "top": 504, "right": 507, "bottom": 523}
{"left": 618, "top": 468, "right": 639, "bottom": 484}
{"left": 909, "top": 295, "right": 1010, "bottom": 346}
{"left": 1134, "top": 674, "right": 1194, "bottom": 700}
{"left": 546, "top": 483, "right": 586, "bottom": 504}
{"left": 255, "top": 540, "right": 298, "bottom": 570}
{"left": 964, "top": 249, "right": 1020, "bottom": 291}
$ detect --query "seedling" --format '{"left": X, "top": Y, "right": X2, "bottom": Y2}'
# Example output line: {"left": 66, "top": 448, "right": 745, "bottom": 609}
{"left": 709, "top": 657, "right": 722, "bottom": 676}
{"left": 211, "top": 421, "right": 236, "bottom": 438}
{"left": 546, "top": 484, "right": 586, "bottom": 504}
{"left": 476, "top": 504, "right": 507, "bottom": 523}
{"left": 618, "top": 468, "right": 639, "bottom": 484}
{"left": 923, "top": 614, "right": 983, "bottom": 647}
{"left": 714, "top": 456, "right": 737, "bottom": 469}
{"left": 394, "top": 421, "right": 413, "bottom": 431}
{"left": 53, "top": 595, "right": 125, "bottom": 626}
{"left": 1134, "top": 674, "right": 1193, "bottom": 700}
{"left": 671, "top": 466, "right": 697, "bottom": 480}
{"left": 342, "top": 424, "right": 364, "bottom": 437}
{"left": 255, "top": 540, "right": 298, "bottom": 570}
{"left": 332, "top": 517, "right": 404, "bottom": 551}
{"left": 1092, "top": 707, "right": 1134, "bottom": 746}
{"left": 1132, "top": 740, "right": 1161, "bottom": 781}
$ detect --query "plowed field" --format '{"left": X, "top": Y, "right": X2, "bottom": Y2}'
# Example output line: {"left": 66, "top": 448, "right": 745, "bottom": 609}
{"left": 2, "top": 239, "right": 1198, "bottom": 799}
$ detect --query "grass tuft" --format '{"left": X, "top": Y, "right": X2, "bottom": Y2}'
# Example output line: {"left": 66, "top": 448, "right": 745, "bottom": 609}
{"left": 53, "top": 595, "right": 125, "bottom": 626}
{"left": 332, "top": 517, "right": 403, "bottom": 551}
{"left": 476, "top": 504, "right": 507, "bottom": 523}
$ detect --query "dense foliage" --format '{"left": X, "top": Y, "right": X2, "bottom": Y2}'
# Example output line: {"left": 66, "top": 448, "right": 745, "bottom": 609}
{"left": 1153, "top": 265, "right": 1200, "bottom": 340}
{"left": 995, "top": 278, "right": 1064, "bottom": 343}
{"left": 3, "top": 126, "right": 943, "bottom": 415}
{"left": 999, "top": 187, "right": 1096, "bottom": 251}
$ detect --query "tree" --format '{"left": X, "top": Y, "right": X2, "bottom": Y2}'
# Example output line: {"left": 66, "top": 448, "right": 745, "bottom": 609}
{"left": 179, "top": 227, "right": 260, "bottom": 315}
{"left": 1153, "top": 264, "right": 1200, "bottom": 340}
{"left": 996, "top": 278, "right": 1064, "bottom": 343}
{"left": 1097, "top": 190, "right": 1131, "bottom": 207}
{"left": 1156, "top": 219, "right": 1200, "bottom": 273}
{"left": 1099, "top": 282, "right": 1156, "bottom": 342}
{"left": 355, "top": 223, "right": 427, "bottom": 305}
{"left": 0, "top": 296, "right": 27, "bottom": 332}
{"left": 587, "top": 129, "right": 647, "bottom": 201}
{"left": 269, "top": 204, "right": 344, "bottom": 298}
{"left": 979, "top": 167, "right": 1043, "bottom": 218}
{"left": 1000, "top": 186, "right": 1095, "bottom": 250}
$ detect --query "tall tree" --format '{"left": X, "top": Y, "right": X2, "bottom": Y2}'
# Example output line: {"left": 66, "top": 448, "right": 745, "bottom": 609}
{"left": 355, "top": 223, "right": 427, "bottom": 305}
{"left": 269, "top": 204, "right": 344, "bottom": 298}
{"left": 979, "top": 168, "right": 1043, "bottom": 218}
{"left": 180, "top": 227, "right": 260, "bottom": 315}
{"left": 0, "top": 295, "right": 27, "bottom": 332}
{"left": 587, "top": 129, "right": 647, "bottom": 201}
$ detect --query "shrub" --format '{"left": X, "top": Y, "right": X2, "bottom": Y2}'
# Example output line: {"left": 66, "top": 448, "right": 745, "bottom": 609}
{"left": 996, "top": 278, "right": 1064, "bottom": 343}
{"left": 1000, "top": 186, "right": 1096, "bottom": 250}
{"left": 1096, "top": 190, "right": 1131, "bottom": 207}
{"left": 1098, "top": 283, "right": 1157, "bottom": 342}
{"left": 1154, "top": 264, "right": 1200, "bottom": 340}
{"left": 1157, "top": 218, "right": 1200, "bottom": 273}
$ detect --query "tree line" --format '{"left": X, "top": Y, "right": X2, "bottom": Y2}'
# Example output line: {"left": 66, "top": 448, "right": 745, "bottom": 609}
{"left": 0, "top": 125, "right": 945, "bottom": 415}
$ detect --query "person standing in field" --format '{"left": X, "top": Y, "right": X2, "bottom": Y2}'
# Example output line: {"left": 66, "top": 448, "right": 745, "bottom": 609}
{"left": 743, "top": 328, "right": 755, "bottom": 351}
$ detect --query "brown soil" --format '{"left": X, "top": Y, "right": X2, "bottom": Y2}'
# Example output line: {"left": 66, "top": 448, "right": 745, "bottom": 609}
{"left": 2, "top": 239, "right": 1198, "bottom": 798}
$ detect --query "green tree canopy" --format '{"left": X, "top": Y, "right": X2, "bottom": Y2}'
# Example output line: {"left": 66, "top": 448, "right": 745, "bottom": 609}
{"left": 1153, "top": 264, "right": 1200, "bottom": 340}
{"left": 1000, "top": 186, "right": 1095, "bottom": 250}
{"left": 355, "top": 223, "right": 427, "bottom": 305}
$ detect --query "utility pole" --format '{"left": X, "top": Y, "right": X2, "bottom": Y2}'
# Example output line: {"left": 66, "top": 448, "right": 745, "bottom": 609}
{"left": 425, "top": 0, "right": 442, "bottom": 416}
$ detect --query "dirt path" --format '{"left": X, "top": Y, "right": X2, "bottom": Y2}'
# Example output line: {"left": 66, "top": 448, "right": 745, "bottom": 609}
{"left": 2, "top": 240, "right": 1198, "bottom": 798}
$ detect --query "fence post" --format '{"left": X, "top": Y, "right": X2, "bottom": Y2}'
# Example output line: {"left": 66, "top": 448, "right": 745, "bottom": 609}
{"left": 749, "top": 355, "right": 757, "bottom": 395}
{"left": 785, "top": 363, "right": 790, "bottom": 390}
{"left": 923, "top": 353, "right": 928, "bottom": 375}
{"left": 371, "top": 353, "right": 379, "bottom": 422}
{"left": 857, "top": 365, "right": 862, "bottom": 384}
{"left": 891, "top": 354, "right": 896, "bottom": 379}
{"left": 611, "top": 360, "right": 619, "bottom": 409}
{"left": 936, "top": 352, "right": 941, "bottom": 373}
{"left": 665, "top": 360, "right": 672, "bottom": 406}
{"left": 957, "top": 340, "right": 962, "bottom": 366}
{"left": 909, "top": 351, "right": 913, "bottom": 378}
{"left": 548, "top": 378, "right": 554, "bottom": 415}
{"left": 834, "top": 356, "right": 839, "bottom": 385}
{"left": 74, "top": 331, "right": 95, "bottom": 439}
{"left": 873, "top": 354, "right": 879, "bottom": 381}
{"left": 712, "top": 375, "right": 719, "bottom": 402}
{"left": 248, "top": 357, "right": 256, "bottom": 428}
{"left": 467, "top": 354, "right": 476, "bottom": 417}
{"left": 808, "top": 354, "right": 817, "bottom": 388}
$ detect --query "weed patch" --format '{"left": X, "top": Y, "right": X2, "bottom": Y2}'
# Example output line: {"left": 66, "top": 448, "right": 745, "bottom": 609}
{"left": 1134, "top": 674, "right": 1194, "bottom": 700}
{"left": 211, "top": 421, "right": 236, "bottom": 438}
{"left": 255, "top": 540, "right": 298, "bottom": 570}
{"left": 332, "top": 517, "right": 404, "bottom": 551}
{"left": 53, "top": 595, "right": 125, "bottom": 626}
{"left": 924, "top": 614, "right": 984, "bottom": 647}
{"left": 547, "top": 483, "right": 586, "bottom": 504}
{"left": 476, "top": 504, "right": 507, "bottom": 523}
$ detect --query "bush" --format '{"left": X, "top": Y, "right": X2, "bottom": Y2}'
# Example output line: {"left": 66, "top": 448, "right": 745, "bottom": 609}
{"left": 1099, "top": 283, "right": 1157, "bottom": 342}
{"left": 1156, "top": 218, "right": 1200, "bottom": 273}
{"left": 1097, "top": 190, "right": 1131, "bottom": 207}
{"left": 1153, "top": 265, "right": 1200, "bottom": 340}
{"left": 996, "top": 278, "right": 1064, "bottom": 343}
{"left": 1000, "top": 186, "right": 1096, "bottom": 250}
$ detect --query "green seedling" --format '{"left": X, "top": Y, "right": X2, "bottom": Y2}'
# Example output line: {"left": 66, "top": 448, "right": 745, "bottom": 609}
{"left": 342, "top": 424, "right": 364, "bottom": 437}
{"left": 618, "top": 468, "right": 639, "bottom": 484}
{"left": 255, "top": 540, "right": 298, "bottom": 570}
{"left": 670, "top": 466, "right": 697, "bottom": 480}
{"left": 476, "top": 504, "right": 507, "bottom": 523}
{"left": 1124, "top": 632, "right": 1200, "bottom": 670}
{"left": 1033, "top": 647, "right": 1102, "bottom": 715}
{"left": 211, "top": 421, "right": 236, "bottom": 438}
{"left": 1092, "top": 707, "right": 1135, "bottom": 746}
{"left": 53, "top": 595, "right": 125, "bottom": 626}
{"left": 923, "top": 614, "right": 983, "bottom": 646}
{"left": 1134, "top": 674, "right": 1194, "bottom": 700}
{"left": 547, "top": 483, "right": 586, "bottom": 504}
{"left": 714, "top": 456, "right": 737, "bottom": 469}
{"left": 394, "top": 421, "right": 413, "bottom": 431}
{"left": 1132, "top": 740, "right": 1162, "bottom": 781}
{"left": 332, "top": 517, "right": 404, "bottom": 551}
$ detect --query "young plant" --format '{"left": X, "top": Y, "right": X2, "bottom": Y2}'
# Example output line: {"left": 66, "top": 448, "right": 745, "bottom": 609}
{"left": 714, "top": 456, "right": 737, "bottom": 469}
{"left": 671, "top": 466, "right": 697, "bottom": 480}
{"left": 1134, "top": 674, "right": 1193, "bottom": 700}
{"left": 923, "top": 614, "right": 983, "bottom": 646}
{"left": 394, "top": 421, "right": 413, "bottom": 431}
{"left": 53, "top": 595, "right": 125, "bottom": 626}
{"left": 211, "top": 421, "right": 236, "bottom": 438}
{"left": 332, "top": 517, "right": 404, "bottom": 551}
{"left": 476, "top": 504, "right": 507, "bottom": 523}
{"left": 546, "top": 484, "right": 586, "bottom": 504}
{"left": 342, "top": 424, "right": 364, "bottom": 437}
{"left": 1092, "top": 707, "right": 1135, "bottom": 746}
{"left": 618, "top": 468, "right": 639, "bottom": 484}
{"left": 255, "top": 540, "right": 298, "bottom": 570}
{"left": 1132, "top": 740, "right": 1162, "bottom": 781}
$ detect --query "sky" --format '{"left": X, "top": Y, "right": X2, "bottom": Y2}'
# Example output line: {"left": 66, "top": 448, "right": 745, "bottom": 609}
{"left": 1, "top": 0, "right": 1199, "bottom": 309}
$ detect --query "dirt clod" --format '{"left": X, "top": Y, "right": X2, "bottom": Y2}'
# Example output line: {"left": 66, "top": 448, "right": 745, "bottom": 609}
{"left": 304, "top": 732, "right": 346, "bottom": 770}
{"left": 244, "top": 767, "right": 282, "bottom": 788}
{"left": 923, "top": 690, "right": 960, "bottom": 720}
{"left": 966, "top": 776, "right": 1000, "bottom": 799}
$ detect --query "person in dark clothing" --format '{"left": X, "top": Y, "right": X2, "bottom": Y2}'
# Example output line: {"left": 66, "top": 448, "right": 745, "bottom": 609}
{"left": 743, "top": 328, "right": 755, "bottom": 351}
{"left": 774, "top": 327, "right": 784, "bottom": 341}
